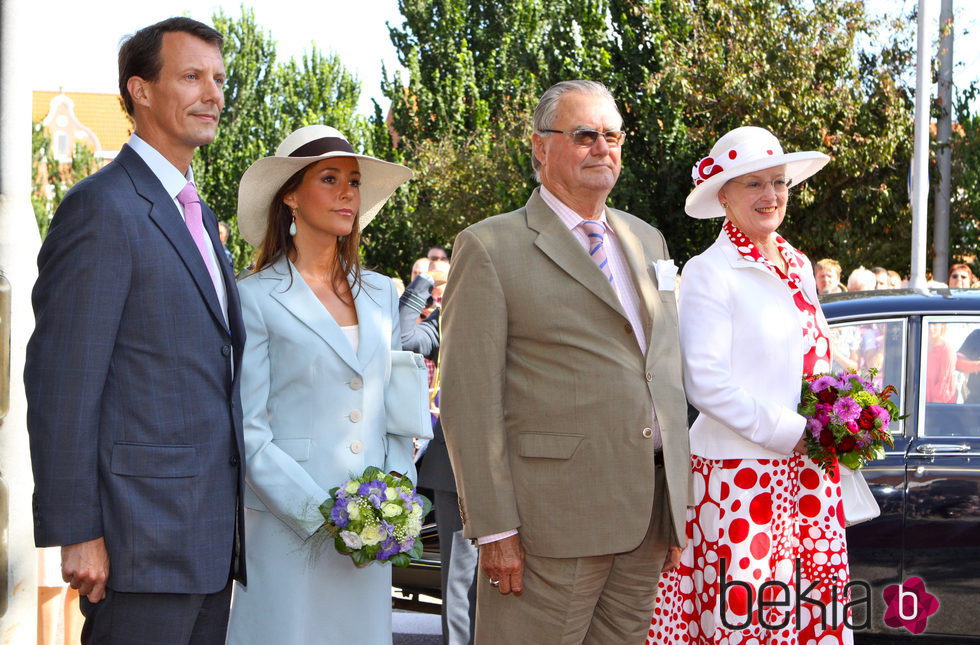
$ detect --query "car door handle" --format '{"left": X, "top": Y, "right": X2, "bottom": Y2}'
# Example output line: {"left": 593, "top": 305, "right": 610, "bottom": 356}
{"left": 915, "top": 444, "right": 971, "bottom": 454}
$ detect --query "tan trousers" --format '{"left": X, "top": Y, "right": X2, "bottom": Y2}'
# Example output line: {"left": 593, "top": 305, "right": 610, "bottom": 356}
{"left": 474, "top": 466, "right": 671, "bottom": 645}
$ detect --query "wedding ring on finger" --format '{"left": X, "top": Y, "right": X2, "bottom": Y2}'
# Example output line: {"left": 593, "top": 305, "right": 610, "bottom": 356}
{"left": 489, "top": 579, "right": 500, "bottom": 586}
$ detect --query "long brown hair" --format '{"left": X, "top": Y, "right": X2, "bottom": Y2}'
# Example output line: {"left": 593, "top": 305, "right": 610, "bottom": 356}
{"left": 252, "top": 162, "right": 364, "bottom": 304}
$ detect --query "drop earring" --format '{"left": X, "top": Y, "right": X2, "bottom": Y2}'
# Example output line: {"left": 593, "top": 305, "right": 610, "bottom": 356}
{"left": 289, "top": 210, "right": 297, "bottom": 236}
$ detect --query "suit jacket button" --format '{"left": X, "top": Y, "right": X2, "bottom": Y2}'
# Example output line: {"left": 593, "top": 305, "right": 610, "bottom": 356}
{"left": 221, "top": 345, "right": 231, "bottom": 356}
{"left": 645, "top": 371, "right": 653, "bottom": 382}
{"left": 350, "top": 440, "right": 364, "bottom": 454}
{"left": 641, "top": 427, "right": 653, "bottom": 439}
{"left": 350, "top": 409, "right": 362, "bottom": 423}
{"left": 349, "top": 377, "right": 363, "bottom": 391}
{"left": 230, "top": 455, "right": 240, "bottom": 466}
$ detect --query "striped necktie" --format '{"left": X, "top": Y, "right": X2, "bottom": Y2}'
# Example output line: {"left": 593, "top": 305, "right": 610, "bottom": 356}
{"left": 582, "top": 220, "right": 614, "bottom": 283}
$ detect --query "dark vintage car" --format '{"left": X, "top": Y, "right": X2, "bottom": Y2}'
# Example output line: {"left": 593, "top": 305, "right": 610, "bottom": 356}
{"left": 821, "top": 287, "right": 980, "bottom": 643}
{"left": 394, "top": 288, "right": 980, "bottom": 641}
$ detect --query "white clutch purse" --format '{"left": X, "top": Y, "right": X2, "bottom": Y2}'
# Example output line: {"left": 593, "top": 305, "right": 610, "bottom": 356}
{"left": 840, "top": 465, "right": 880, "bottom": 526}
{"left": 385, "top": 350, "right": 434, "bottom": 440}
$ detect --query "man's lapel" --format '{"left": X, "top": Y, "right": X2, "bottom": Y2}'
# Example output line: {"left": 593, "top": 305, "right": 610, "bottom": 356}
{"left": 118, "top": 145, "right": 227, "bottom": 330}
{"left": 525, "top": 188, "right": 627, "bottom": 320}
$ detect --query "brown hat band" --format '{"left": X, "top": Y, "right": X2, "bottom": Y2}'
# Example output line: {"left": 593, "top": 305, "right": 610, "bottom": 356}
{"left": 288, "top": 136, "right": 355, "bottom": 158}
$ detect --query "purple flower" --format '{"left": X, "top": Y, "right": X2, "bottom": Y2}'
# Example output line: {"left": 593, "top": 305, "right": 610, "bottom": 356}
{"left": 832, "top": 396, "right": 861, "bottom": 423}
{"left": 869, "top": 404, "right": 891, "bottom": 428}
{"left": 359, "top": 480, "right": 387, "bottom": 498}
{"left": 330, "top": 503, "right": 349, "bottom": 528}
{"left": 811, "top": 375, "right": 839, "bottom": 392}
{"left": 399, "top": 538, "right": 415, "bottom": 553}
{"left": 806, "top": 416, "right": 824, "bottom": 438}
{"left": 377, "top": 538, "right": 401, "bottom": 560}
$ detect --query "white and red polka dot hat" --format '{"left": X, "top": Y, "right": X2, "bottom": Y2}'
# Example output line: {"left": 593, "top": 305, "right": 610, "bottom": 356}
{"left": 685, "top": 126, "right": 829, "bottom": 219}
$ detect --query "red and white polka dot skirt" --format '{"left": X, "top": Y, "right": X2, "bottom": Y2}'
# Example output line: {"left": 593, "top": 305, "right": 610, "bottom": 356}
{"left": 649, "top": 455, "right": 851, "bottom": 645}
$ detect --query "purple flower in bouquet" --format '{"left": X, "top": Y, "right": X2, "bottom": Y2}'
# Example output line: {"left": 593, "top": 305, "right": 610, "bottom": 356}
{"left": 360, "top": 480, "right": 387, "bottom": 508}
{"left": 330, "top": 502, "right": 349, "bottom": 528}
{"left": 811, "top": 375, "right": 839, "bottom": 392}
{"left": 807, "top": 416, "right": 824, "bottom": 438}
{"left": 838, "top": 373, "right": 873, "bottom": 392}
{"left": 868, "top": 404, "right": 891, "bottom": 428}
{"left": 399, "top": 538, "right": 415, "bottom": 553}
{"left": 832, "top": 396, "right": 861, "bottom": 423}
{"left": 377, "top": 537, "right": 401, "bottom": 561}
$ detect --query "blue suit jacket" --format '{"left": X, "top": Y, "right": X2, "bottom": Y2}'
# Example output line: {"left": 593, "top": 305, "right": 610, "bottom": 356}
{"left": 25, "top": 144, "right": 247, "bottom": 594}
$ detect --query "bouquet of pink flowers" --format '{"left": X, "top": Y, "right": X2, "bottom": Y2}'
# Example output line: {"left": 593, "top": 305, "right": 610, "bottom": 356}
{"left": 313, "top": 466, "right": 431, "bottom": 567}
{"left": 799, "top": 369, "right": 900, "bottom": 473}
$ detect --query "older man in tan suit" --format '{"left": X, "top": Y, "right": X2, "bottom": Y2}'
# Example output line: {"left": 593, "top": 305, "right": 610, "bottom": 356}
{"left": 439, "top": 80, "right": 690, "bottom": 644}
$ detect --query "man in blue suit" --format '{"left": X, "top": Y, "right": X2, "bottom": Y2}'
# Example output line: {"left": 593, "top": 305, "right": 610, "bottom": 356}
{"left": 25, "top": 17, "right": 245, "bottom": 645}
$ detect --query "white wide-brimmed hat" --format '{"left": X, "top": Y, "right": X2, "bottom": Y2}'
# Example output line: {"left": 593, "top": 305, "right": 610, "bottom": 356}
{"left": 685, "top": 126, "right": 829, "bottom": 219}
{"left": 238, "top": 125, "right": 413, "bottom": 246}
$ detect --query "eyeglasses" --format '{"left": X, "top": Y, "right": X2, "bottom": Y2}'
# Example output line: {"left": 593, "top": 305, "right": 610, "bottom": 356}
{"left": 727, "top": 178, "right": 794, "bottom": 195}
{"left": 539, "top": 129, "right": 626, "bottom": 147}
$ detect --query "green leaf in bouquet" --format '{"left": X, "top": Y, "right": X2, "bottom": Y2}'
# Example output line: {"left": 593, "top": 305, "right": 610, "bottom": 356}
{"left": 334, "top": 535, "right": 350, "bottom": 554}
{"left": 362, "top": 465, "right": 385, "bottom": 481}
{"left": 389, "top": 553, "right": 411, "bottom": 568}
{"left": 407, "top": 539, "right": 424, "bottom": 560}
{"left": 839, "top": 451, "right": 863, "bottom": 471}
{"left": 352, "top": 548, "right": 374, "bottom": 567}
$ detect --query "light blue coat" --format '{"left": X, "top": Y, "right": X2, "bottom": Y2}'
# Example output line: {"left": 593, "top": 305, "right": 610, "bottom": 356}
{"left": 237, "top": 256, "right": 416, "bottom": 536}
{"left": 227, "top": 256, "right": 414, "bottom": 644}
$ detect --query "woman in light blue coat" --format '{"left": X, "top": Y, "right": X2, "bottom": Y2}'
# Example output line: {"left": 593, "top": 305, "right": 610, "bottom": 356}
{"left": 227, "top": 125, "right": 414, "bottom": 645}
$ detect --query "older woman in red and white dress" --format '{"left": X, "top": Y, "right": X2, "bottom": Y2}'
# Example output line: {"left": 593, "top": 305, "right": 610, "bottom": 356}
{"left": 649, "top": 127, "right": 851, "bottom": 645}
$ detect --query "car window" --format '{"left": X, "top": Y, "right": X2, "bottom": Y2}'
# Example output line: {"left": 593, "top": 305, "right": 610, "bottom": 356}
{"left": 829, "top": 318, "right": 906, "bottom": 435}
{"left": 920, "top": 317, "right": 980, "bottom": 437}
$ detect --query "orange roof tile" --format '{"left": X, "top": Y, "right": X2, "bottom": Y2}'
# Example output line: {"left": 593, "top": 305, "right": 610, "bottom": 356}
{"left": 33, "top": 91, "right": 132, "bottom": 153}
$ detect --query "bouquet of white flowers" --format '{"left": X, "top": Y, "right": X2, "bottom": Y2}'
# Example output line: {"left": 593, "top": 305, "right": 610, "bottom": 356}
{"left": 314, "top": 466, "right": 431, "bottom": 567}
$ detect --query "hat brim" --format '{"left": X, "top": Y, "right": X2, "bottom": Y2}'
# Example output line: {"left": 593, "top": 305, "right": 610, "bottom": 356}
{"left": 237, "top": 151, "right": 413, "bottom": 247}
{"left": 684, "top": 151, "right": 830, "bottom": 219}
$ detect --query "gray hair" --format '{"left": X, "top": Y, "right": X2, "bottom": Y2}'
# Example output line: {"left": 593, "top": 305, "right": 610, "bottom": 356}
{"left": 531, "top": 80, "right": 622, "bottom": 182}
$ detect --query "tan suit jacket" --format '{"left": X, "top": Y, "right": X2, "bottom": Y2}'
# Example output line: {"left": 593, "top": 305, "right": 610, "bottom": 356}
{"left": 440, "top": 188, "right": 689, "bottom": 559}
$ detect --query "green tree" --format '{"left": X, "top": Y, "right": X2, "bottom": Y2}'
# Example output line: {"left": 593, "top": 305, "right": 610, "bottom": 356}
{"left": 382, "top": 0, "right": 918, "bottom": 275}
{"left": 950, "top": 91, "right": 980, "bottom": 275}
{"left": 193, "top": 6, "right": 370, "bottom": 271}
{"left": 32, "top": 123, "right": 100, "bottom": 237}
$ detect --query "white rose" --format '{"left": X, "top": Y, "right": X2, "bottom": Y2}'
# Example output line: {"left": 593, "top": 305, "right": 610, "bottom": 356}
{"left": 384, "top": 487, "right": 398, "bottom": 501}
{"left": 344, "top": 480, "right": 359, "bottom": 495}
{"left": 381, "top": 502, "right": 403, "bottom": 518}
{"left": 360, "top": 524, "right": 385, "bottom": 546}
{"left": 347, "top": 501, "right": 361, "bottom": 521}
{"left": 339, "top": 531, "right": 363, "bottom": 550}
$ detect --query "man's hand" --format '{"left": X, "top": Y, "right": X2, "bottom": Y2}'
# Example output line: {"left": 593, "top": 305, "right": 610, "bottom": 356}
{"left": 661, "top": 546, "right": 682, "bottom": 573}
{"left": 479, "top": 534, "right": 525, "bottom": 595}
{"left": 62, "top": 537, "right": 110, "bottom": 603}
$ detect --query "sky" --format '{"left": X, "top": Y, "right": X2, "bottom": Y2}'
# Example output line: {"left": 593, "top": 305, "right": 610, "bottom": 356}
{"left": 29, "top": 0, "right": 406, "bottom": 115}
{"left": 29, "top": 0, "right": 980, "bottom": 117}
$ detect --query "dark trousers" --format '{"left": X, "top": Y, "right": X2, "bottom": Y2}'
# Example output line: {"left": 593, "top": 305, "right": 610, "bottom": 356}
{"left": 79, "top": 582, "right": 232, "bottom": 645}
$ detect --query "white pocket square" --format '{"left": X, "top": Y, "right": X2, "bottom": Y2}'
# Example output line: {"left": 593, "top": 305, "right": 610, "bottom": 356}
{"left": 653, "top": 259, "right": 678, "bottom": 291}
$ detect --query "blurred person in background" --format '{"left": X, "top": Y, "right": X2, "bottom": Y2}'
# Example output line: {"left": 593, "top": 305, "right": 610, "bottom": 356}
{"left": 887, "top": 269, "right": 902, "bottom": 289}
{"left": 871, "top": 266, "right": 890, "bottom": 289}
{"left": 847, "top": 266, "right": 877, "bottom": 292}
{"left": 948, "top": 264, "right": 975, "bottom": 289}
{"left": 814, "top": 258, "right": 845, "bottom": 294}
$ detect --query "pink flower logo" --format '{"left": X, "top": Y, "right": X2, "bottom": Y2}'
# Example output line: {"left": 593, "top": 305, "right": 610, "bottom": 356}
{"left": 882, "top": 577, "right": 939, "bottom": 634}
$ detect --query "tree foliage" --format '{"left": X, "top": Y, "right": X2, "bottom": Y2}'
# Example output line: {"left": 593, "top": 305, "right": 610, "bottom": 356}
{"left": 378, "top": 0, "right": 919, "bottom": 278}
{"left": 31, "top": 123, "right": 100, "bottom": 237}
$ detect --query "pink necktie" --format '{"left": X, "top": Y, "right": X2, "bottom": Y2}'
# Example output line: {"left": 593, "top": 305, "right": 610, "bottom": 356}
{"left": 177, "top": 183, "right": 218, "bottom": 289}
{"left": 581, "top": 220, "right": 614, "bottom": 284}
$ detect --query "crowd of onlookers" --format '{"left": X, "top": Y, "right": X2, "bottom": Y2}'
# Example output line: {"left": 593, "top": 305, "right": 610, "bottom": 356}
{"left": 814, "top": 257, "right": 979, "bottom": 294}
